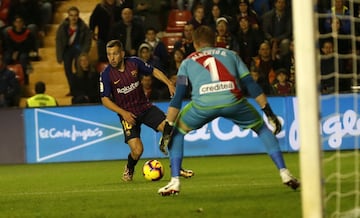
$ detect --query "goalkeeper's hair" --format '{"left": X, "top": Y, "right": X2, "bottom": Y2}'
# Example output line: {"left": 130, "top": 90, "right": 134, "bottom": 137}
{"left": 192, "top": 25, "right": 215, "bottom": 47}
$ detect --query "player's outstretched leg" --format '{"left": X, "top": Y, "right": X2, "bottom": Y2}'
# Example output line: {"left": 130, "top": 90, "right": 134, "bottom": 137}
{"left": 159, "top": 129, "right": 184, "bottom": 196}
{"left": 158, "top": 177, "right": 180, "bottom": 196}
{"left": 255, "top": 124, "right": 300, "bottom": 190}
{"left": 280, "top": 168, "right": 300, "bottom": 190}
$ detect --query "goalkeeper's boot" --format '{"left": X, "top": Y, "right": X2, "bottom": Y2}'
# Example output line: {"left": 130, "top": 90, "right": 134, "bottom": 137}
{"left": 158, "top": 177, "right": 180, "bottom": 196}
{"left": 122, "top": 165, "right": 134, "bottom": 182}
{"left": 180, "top": 168, "right": 194, "bottom": 178}
{"left": 280, "top": 168, "right": 300, "bottom": 190}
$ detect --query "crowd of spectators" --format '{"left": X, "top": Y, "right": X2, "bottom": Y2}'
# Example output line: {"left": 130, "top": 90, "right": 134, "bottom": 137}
{"left": 92, "top": 0, "right": 359, "bottom": 101}
{"left": 56, "top": 6, "right": 92, "bottom": 97}
{"left": 318, "top": 0, "right": 357, "bottom": 94}
{"left": 1, "top": 0, "right": 360, "bottom": 108}
{"left": 0, "top": 0, "right": 56, "bottom": 74}
{"left": 0, "top": 0, "right": 58, "bottom": 108}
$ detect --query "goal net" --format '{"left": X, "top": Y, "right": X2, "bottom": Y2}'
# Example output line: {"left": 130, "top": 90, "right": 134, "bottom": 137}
{"left": 293, "top": 0, "right": 360, "bottom": 217}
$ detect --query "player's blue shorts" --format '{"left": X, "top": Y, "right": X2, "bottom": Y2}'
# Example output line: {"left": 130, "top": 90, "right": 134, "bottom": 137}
{"left": 177, "top": 98, "right": 264, "bottom": 133}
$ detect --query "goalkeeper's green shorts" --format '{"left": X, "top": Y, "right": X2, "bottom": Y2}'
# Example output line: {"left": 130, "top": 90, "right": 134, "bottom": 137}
{"left": 177, "top": 99, "right": 264, "bottom": 132}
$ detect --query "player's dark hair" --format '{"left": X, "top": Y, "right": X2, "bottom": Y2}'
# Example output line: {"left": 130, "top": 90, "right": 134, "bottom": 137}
{"left": 192, "top": 25, "right": 215, "bottom": 47}
{"left": 35, "top": 81, "right": 46, "bottom": 94}
{"left": 106, "top": 40, "right": 124, "bottom": 51}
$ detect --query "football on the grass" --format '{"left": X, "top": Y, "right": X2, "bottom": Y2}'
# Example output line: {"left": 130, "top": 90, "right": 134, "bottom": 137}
{"left": 142, "top": 159, "right": 164, "bottom": 181}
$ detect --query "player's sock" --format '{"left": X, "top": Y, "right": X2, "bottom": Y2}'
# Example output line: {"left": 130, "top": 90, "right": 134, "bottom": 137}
{"left": 257, "top": 124, "right": 286, "bottom": 169}
{"left": 169, "top": 128, "right": 184, "bottom": 177}
{"left": 127, "top": 153, "right": 138, "bottom": 173}
{"left": 170, "top": 176, "right": 180, "bottom": 184}
{"left": 270, "top": 151, "right": 286, "bottom": 169}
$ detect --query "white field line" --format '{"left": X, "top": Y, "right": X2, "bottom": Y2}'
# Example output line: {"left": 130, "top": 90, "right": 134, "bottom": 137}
{"left": 0, "top": 181, "right": 280, "bottom": 197}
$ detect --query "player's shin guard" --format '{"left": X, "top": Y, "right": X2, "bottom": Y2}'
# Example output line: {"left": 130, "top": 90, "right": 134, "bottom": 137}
{"left": 168, "top": 128, "right": 184, "bottom": 177}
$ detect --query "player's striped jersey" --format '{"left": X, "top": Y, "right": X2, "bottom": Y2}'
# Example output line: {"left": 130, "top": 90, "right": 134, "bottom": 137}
{"left": 178, "top": 47, "right": 250, "bottom": 108}
{"left": 99, "top": 57, "right": 153, "bottom": 115}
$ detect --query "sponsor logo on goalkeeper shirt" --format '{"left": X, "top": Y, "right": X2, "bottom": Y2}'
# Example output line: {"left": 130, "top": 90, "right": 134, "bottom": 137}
{"left": 199, "top": 81, "right": 234, "bottom": 94}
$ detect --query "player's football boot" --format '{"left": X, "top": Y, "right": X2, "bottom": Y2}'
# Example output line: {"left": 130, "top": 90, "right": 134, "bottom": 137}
{"left": 158, "top": 178, "right": 180, "bottom": 196}
{"left": 122, "top": 165, "right": 134, "bottom": 182}
{"left": 180, "top": 168, "right": 194, "bottom": 178}
{"left": 280, "top": 168, "right": 300, "bottom": 190}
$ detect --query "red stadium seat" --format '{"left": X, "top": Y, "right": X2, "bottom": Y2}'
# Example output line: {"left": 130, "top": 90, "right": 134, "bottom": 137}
{"left": 161, "top": 34, "right": 183, "bottom": 53}
{"left": 166, "top": 9, "right": 192, "bottom": 33}
{"left": 96, "top": 62, "right": 108, "bottom": 73}
{"left": 7, "top": 64, "right": 24, "bottom": 86}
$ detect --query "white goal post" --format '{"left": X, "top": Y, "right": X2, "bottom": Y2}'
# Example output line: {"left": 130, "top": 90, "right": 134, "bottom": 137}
{"left": 292, "top": 0, "right": 324, "bottom": 217}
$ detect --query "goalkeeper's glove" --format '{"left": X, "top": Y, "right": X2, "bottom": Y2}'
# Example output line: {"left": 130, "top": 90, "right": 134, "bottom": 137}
{"left": 159, "top": 120, "right": 174, "bottom": 155}
{"left": 262, "top": 103, "right": 281, "bottom": 135}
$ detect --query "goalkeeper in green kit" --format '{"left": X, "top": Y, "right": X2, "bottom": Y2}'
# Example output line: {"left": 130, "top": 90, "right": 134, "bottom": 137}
{"left": 158, "top": 26, "right": 300, "bottom": 196}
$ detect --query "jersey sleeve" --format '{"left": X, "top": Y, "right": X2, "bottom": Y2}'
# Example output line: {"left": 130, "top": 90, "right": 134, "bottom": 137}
{"left": 176, "top": 58, "right": 191, "bottom": 78}
{"left": 169, "top": 75, "right": 188, "bottom": 109}
{"left": 232, "top": 53, "right": 263, "bottom": 97}
{"left": 234, "top": 53, "right": 250, "bottom": 78}
{"left": 127, "top": 57, "right": 154, "bottom": 75}
{"left": 99, "top": 67, "right": 111, "bottom": 98}
{"left": 241, "top": 74, "right": 263, "bottom": 98}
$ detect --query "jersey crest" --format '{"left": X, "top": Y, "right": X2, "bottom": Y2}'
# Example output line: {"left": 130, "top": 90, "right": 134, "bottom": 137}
{"left": 131, "top": 70, "right": 138, "bottom": 77}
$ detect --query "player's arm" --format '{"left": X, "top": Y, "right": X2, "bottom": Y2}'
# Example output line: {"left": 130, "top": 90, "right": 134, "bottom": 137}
{"left": 256, "top": 94, "right": 281, "bottom": 135}
{"left": 167, "top": 74, "right": 189, "bottom": 121}
{"left": 131, "top": 57, "right": 175, "bottom": 96}
{"left": 101, "top": 97, "right": 137, "bottom": 125}
{"left": 152, "top": 67, "right": 175, "bottom": 97}
{"left": 242, "top": 74, "right": 281, "bottom": 134}
{"left": 159, "top": 75, "right": 188, "bottom": 154}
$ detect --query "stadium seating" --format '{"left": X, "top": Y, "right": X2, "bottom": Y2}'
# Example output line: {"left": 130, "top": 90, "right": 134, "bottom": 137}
{"left": 166, "top": 9, "right": 192, "bottom": 33}
{"left": 7, "top": 64, "right": 25, "bottom": 86}
{"left": 161, "top": 34, "right": 183, "bottom": 53}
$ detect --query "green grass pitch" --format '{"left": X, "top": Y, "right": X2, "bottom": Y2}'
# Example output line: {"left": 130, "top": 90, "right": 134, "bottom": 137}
{"left": 0, "top": 153, "right": 303, "bottom": 218}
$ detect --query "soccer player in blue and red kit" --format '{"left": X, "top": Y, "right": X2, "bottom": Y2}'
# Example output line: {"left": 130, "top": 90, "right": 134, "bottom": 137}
{"left": 158, "top": 26, "right": 300, "bottom": 195}
{"left": 100, "top": 40, "right": 193, "bottom": 181}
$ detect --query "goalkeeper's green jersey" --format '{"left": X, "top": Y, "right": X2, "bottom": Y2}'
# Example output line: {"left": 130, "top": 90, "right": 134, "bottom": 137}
{"left": 177, "top": 47, "right": 250, "bottom": 108}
